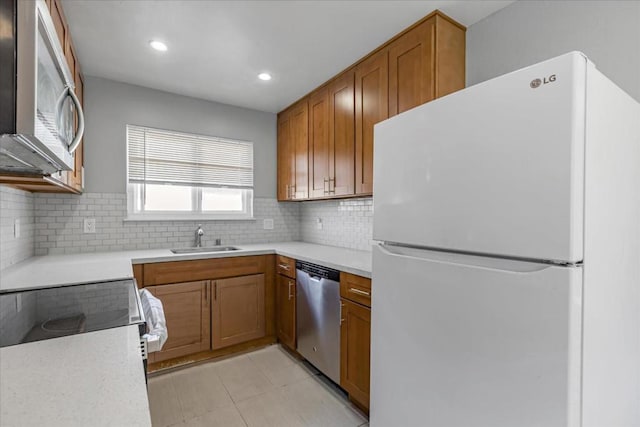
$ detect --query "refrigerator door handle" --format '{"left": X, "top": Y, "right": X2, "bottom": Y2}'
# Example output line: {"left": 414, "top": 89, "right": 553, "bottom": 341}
{"left": 377, "top": 243, "right": 567, "bottom": 274}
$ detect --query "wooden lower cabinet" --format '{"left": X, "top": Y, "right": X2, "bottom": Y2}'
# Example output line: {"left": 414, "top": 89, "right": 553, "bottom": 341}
{"left": 340, "top": 298, "right": 371, "bottom": 410}
{"left": 276, "top": 274, "right": 296, "bottom": 350}
{"left": 147, "top": 280, "right": 211, "bottom": 363}
{"left": 212, "top": 274, "right": 266, "bottom": 349}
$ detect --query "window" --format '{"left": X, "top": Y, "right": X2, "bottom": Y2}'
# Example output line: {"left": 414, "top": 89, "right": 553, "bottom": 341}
{"left": 127, "top": 125, "right": 253, "bottom": 220}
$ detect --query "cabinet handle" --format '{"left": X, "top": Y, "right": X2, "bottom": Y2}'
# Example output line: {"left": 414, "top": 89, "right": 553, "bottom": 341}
{"left": 329, "top": 177, "right": 335, "bottom": 194}
{"left": 291, "top": 185, "right": 296, "bottom": 199}
{"left": 204, "top": 283, "right": 208, "bottom": 302}
{"left": 285, "top": 184, "right": 290, "bottom": 198}
{"left": 348, "top": 288, "right": 370, "bottom": 297}
{"left": 324, "top": 177, "right": 329, "bottom": 195}
{"left": 278, "top": 263, "right": 290, "bottom": 271}
{"left": 339, "top": 302, "right": 345, "bottom": 325}
{"left": 214, "top": 281, "right": 217, "bottom": 300}
{"left": 288, "top": 281, "right": 294, "bottom": 300}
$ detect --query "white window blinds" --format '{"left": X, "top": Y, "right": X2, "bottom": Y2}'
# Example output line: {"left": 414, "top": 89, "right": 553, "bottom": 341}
{"left": 127, "top": 125, "right": 253, "bottom": 189}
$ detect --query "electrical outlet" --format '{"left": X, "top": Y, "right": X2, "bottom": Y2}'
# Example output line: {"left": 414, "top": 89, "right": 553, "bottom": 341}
{"left": 316, "top": 217, "right": 323, "bottom": 230}
{"left": 83, "top": 218, "right": 96, "bottom": 233}
{"left": 13, "top": 219, "right": 20, "bottom": 238}
{"left": 263, "top": 219, "right": 274, "bottom": 230}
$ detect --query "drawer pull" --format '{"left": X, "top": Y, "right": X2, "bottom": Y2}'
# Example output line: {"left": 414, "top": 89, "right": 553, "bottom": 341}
{"left": 348, "top": 288, "right": 370, "bottom": 297}
{"left": 288, "top": 281, "right": 294, "bottom": 300}
{"left": 278, "top": 264, "right": 290, "bottom": 271}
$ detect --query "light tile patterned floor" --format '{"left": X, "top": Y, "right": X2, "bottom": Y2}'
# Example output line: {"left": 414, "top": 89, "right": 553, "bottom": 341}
{"left": 148, "top": 344, "right": 369, "bottom": 427}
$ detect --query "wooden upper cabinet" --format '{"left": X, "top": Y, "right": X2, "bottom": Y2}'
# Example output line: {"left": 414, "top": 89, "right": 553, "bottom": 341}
{"left": 308, "top": 86, "right": 330, "bottom": 198}
{"left": 50, "top": 0, "right": 67, "bottom": 51}
{"left": 291, "top": 100, "right": 309, "bottom": 200}
{"left": 328, "top": 70, "right": 355, "bottom": 197}
{"left": 309, "top": 70, "right": 356, "bottom": 199}
{"left": 277, "top": 10, "right": 464, "bottom": 200}
{"left": 212, "top": 274, "right": 266, "bottom": 349}
{"left": 277, "top": 112, "right": 293, "bottom": 201}
{"left": 355, "top": 49, "right": 388, "bottom": 196}
{"left": 277, "top": 100, "right": 309, "bottom": 201}
{"left": 433, "top": 14, "right": 466, "bottom": 99}
{"left": 72, "top": 60, "right": 84, "bottom": 191}
{"left": 388, "top": 18, "right": 435, "bottom": 116}
{"left": 147, "top": 280, "right": 211, "bottom": 363}
{"left": 389, "top": 14, "right": 465, "bottom": 116}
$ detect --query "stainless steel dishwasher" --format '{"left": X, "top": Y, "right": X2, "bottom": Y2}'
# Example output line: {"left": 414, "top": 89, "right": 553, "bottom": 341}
{"left": 296, "top": 261, "right": 341, "bottom": 384}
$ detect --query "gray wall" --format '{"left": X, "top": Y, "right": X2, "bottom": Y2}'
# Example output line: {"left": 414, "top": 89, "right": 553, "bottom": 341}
{"left": 83, "top": 76, "right": 277, "bottom": 196}
{"left": 467, "top": 1, "right": 640, "bottom": 102}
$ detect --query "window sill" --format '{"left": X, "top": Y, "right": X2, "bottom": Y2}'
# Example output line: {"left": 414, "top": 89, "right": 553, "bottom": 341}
{"left": 124, "top": 215, "right": 256, "bottom": 222}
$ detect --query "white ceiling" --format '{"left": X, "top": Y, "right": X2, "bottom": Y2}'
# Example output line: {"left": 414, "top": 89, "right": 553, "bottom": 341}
{"left": 62, "top": 0, "right": 515, "bottom": 113}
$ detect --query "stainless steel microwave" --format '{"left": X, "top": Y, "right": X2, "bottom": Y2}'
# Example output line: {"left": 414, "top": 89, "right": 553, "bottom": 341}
{"left": 0, "top": 0, "right": 84, "bottom": 175}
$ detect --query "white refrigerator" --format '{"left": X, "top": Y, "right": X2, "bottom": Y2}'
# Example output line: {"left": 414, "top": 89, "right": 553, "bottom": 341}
{"left": 370, "top": 52, "right": 640, "bottom": 427}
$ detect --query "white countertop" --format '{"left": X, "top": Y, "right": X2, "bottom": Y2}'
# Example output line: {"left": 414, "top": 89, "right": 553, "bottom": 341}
{"left": 0, "top": 242, "right": 372, "bottom": 292}
{"left": 0, "top": 325, "right": 151, "bottom": 427}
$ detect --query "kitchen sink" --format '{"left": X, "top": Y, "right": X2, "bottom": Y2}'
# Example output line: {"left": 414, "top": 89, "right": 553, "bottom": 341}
{"left": 170, "top": 246, "right": 240, "bottom": 254}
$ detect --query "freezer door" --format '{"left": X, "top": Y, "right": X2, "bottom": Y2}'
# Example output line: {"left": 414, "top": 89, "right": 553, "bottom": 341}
{"left": 373, "top": 52, "right": 588, "bottom": 263}
{"left": 370, "top": 244, "right": 583, "bottom": 427}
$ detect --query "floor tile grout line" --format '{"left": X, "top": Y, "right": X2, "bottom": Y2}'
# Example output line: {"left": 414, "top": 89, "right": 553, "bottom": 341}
{"left": 167, "top": 372, "right": 190, "bottom": 426}
{"left": 233, "top": 401, "right": 251, "bottom": 427}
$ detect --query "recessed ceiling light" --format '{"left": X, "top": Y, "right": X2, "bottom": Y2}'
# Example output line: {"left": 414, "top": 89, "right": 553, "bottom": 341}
{"left": 149, "top": 40, "right": 168, "bottom": 52}
{"left": 258, "top": 73, "right": 272, "bottom": 81}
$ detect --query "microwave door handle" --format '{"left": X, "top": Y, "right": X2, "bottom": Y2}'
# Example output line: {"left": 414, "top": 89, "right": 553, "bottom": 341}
{"left": 55, "top": 86, "right": 68, "bottom": 131}
{"left": 67, "top": 86, "right": 84, "bottom": 154}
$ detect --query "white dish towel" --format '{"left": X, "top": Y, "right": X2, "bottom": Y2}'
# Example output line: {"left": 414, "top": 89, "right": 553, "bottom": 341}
{"left": 139, "top": 288, "right": 168, "bottom": 353}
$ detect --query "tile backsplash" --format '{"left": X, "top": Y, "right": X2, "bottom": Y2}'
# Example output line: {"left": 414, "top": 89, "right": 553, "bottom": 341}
{"left": 0, "top": 190, "right": 373, "bottom": 260}
{"left": 34, "top": 193, "right": 300, "bottom": 255}
{"left": 0, "top": 186, "right": 35, "bottom": 270}
{"left": 300, "top": 197, "right": 373, "bottom": 251}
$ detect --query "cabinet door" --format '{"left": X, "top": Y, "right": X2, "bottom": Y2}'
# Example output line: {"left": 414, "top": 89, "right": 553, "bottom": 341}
{"left": 355, "top": 49, "right": 388, "bottom": 195}
{"left": 212, "top": 274, "right": 265, "bottom": 349}
{"left": 388, "top": 19, "right": 435, "bottom": 117}
{"left": 328, "top": 70, "right": 355, "bottom": 197}
{"left": 290, "top": 100, "right": 309, "bottom": 200}
{"left": 308, "top": 86, "right": 330, "bottom": 198}
{"left": 276, "top": 274, "right": 296, "bottom": 350}
{"left": 72, "top": 61, "right": 84, "bottom": 191}
{"left": 277, "top": 112, "right": 293, "bottom": 201}
{"left": 434, "top": 14, "right": 466, "bottom": 99}
{"left": 147, "top": 280, "right": 211, "bottom": 363}
{"left": 340, "top": 298, "right": 371, "bottom": 410}
{"left": 49, "top": 0, "right": 67, "bottom": 51}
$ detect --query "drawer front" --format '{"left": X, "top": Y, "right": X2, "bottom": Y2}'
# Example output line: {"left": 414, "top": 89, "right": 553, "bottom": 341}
{"left": 276, "top": 255, "right": 296, "bottom": 279}
{"left": 340, "top": 272, "right": 371, "bottom": 307}
{"left": 143, "top": 255, "right": 267, "bottom": 286}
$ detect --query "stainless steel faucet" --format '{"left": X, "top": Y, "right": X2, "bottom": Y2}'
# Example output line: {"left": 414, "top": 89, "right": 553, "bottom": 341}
{"left": 195, "top": 224, "right": 204, "bottom": 247}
